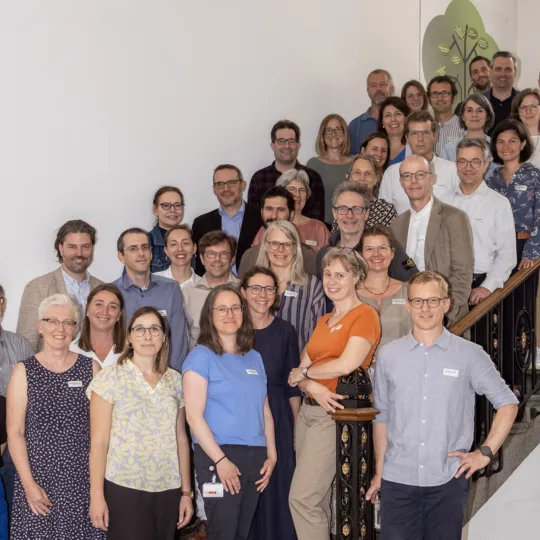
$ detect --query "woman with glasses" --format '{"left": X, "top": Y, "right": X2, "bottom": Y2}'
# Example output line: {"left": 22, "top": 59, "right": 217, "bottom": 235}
{"left": 154, "top": 224, "right": 201, "bottom": 288}
{"left": 512, "top": 88, "right": 540, "bottom": 168}
{"left": 275, "top": 169, "right": 329, "bottom": 252}
{"left": 149, "top": 186, "right": 185, "bottom": 272}
{"left": 287, "top": 247, "right": 380, "bottom": 540}
{"left": 88, "top": 306, "right": 193, "bottom": 539}
{"left": 378, "top": 97, "right": 411, "bottom": 165}
{"left": 307, "top": 114, "right": 353, "bottom": 225}
{"left": 70, "top": 284, "right": 126, "bottom": 368}
{"left": 183, "top": 285, "right": 277, "bottom": 540}
{"left": 239, "top": 267, "right": 300, "bottom": 540}
{"left": 401, "top": 80, "right": 429, "bottom": 113}
{"left": 360, "top": 132, "right": 391, "bottom": 172}
{"left": 7, "top": 294, "right": 105, "bottom": 539}
{"left": 256, "top": 221, "right": 325, "bottom": 351}
{"left": 487, "top": 119, "right": 540, "bottom": 269}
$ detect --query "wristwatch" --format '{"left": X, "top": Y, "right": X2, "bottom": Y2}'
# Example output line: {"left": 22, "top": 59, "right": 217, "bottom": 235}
{"left": 478, "top": 445, "right": 493, "bottom": 460}
{"left": 302, "top": 367, "right": 310, "bottom": 379}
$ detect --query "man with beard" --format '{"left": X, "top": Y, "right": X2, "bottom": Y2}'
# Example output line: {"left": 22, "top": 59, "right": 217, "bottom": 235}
{"left": 192, "top": 164, "right": 262, "bottom": 276}
{"left": 17, "top": 220, "right": 103, "bottom": 352}
{"left": 349, "top": 69, "right": 395, "bottom": 154}
{"left": 454, "top": 56, "right": 492, "bottom": 115}
{"left": 247, "top": 120, "right": 325, "bottom": 222}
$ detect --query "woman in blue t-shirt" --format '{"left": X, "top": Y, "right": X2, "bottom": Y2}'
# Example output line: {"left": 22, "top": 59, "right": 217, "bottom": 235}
{"left": 182, "top": 284, "right": 277, "bottom": 540}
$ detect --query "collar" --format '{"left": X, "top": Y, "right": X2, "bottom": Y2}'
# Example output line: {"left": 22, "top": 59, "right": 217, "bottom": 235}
{"left": 61, "top": 268, "right": 90, "bottom": 286}
{"left": 219, "top": 200, "right": 245, "bottom": 220}
{"left": 121, "top": 271, "right": 156, "bottom": 292}
{"left": 360, "top": 109, "right": 375, "bottom": 121}
{"left": 405, "top": 328, "right": 452, "bottom": 351}
{"left": 271, "top": 160, "right": 303, "bottom": 174}
{"left": 488, "top": 87, "right": 518, "bottom": 102}
{"left": 410, "top": 197, "right": 433, "bottom": 219}
{"left": 198, "top": 272, "right": 239, "bottom": 289}
{"left": 457, "top": 180, "right": 488, "bottom": 198}
{"left": 436, "top": 114, "right": 457, "bottom": 128}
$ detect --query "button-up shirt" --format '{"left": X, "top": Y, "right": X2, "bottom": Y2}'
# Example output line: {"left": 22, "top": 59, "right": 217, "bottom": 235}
{"left": 219, "top": 201, "right": 245, "bottom": 274}
{"left": 379, "top": 155, "right": 460, "bottom": 215}
{"left": 435, "top": 115, "right": 466, "bottom": 156}
{"left": 373, "top": 329, "right": 518, "bottom": 487}
{"left": 0, "top": 327, "right": 33, "bottom": 394}
{"left": 487, "top": 162, "right": 540, "bottom": 260}
{"left": 406, "top": 198, "right": 433, "bottom": 271}
{"left": 62, "top": 269, "right": 91, "bottom": 311}
{"left": 348, "top": 109, "right": 378, "bottom": 155}
{"left": 448, "top": 182, "right": 516, "bottom": 291}
{"left": 113, "top": 273, "right": 188, "bottom": 371}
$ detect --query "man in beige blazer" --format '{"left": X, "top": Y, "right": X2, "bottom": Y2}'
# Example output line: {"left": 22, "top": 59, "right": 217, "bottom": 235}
{"left": 16, "top": 220, "right": 103, "bottom": 352}
{"left": 390, "top": 155, "right": 474, "bottom": 325}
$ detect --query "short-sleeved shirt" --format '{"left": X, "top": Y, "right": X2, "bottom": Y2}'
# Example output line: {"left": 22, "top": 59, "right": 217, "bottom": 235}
{"left": 306, "top": 303, "right": 381, "bottom": 392}
{"left": 182, "top": 346, "right": 267, "bottom": 447}
{"left": 87, "top": 361, "right": 184, "bottom": 492}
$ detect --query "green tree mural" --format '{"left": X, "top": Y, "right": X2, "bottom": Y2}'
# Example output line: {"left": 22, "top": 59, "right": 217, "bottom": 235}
{"left": 422, "top": 0, "right": 499, "bottom": 102}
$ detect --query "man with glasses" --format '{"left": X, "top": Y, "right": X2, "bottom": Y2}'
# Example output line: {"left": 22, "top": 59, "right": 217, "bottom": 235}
{"left": 427, "top": 76, "right": 465, "bottom": 155}
{"left": 390, "top": 155, "right": 473, "bottom": 325}
{"left": 192, "top": 164, "right": 262, "bottom": 276}
{"left": 379, "top": 111, "right": 460, "bottom": 215}
{"left": 182, "top": 231, "right": 240, "bottom": 349}
{"left": 17, "top": 219, "right": 103, "bottom": 352}
{"left": 448, "top": 139, "right": 516, "bottom": 305}
{"left": 367, "top": 270, "right": 518, "bottom": 540}
{"left": 247, "top": 120, "right": 325, "bottom": 221}
{"left": 113, "top": 228, "right": 188, "bottom": 370}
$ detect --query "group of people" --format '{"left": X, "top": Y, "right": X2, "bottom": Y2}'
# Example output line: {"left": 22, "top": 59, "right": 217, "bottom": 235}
{"left": 0, "top": 49, "right": 537, "bottom": 540}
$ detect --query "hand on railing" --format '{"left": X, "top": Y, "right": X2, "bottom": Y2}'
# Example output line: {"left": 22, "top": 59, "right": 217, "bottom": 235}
{"left": 469, "top": 286, "right": 491, "bottom": 306}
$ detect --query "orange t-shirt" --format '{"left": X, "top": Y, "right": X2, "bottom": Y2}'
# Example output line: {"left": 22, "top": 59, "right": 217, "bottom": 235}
{"left": 306, "top": 303, "right": 381, "bottom": 393}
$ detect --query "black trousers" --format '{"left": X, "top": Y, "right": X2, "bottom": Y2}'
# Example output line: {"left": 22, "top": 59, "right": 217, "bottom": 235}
{"left": 380, "top": 476, "right": 470, "bottom": 540}
{"left": 104, "top": 480, "right": 181, "bottom": 540}
{"left": 194, "top": 444, "right": 266, "bottom": 540}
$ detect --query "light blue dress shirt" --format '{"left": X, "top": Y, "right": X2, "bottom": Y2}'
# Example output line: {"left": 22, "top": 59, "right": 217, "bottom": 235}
{"left": 61, "top": 269, "right": 91, "bottom": 311}
{"left": 219, "top": 200, "right": 245, "bottom": 274}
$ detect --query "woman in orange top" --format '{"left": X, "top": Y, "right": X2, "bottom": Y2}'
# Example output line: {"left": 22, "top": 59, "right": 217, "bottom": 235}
{"left": 287, "top": 247, "right": 381, "bottom": 540}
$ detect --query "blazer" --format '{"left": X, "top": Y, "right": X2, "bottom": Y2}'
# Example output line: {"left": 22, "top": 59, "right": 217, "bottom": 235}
{"left": 391, "top": 197, "right": 474, "bottom": 325}
{"left": 16, "top": 267, "right": 103, "bottom": 353}
{"left": 191, "top": 203, "right": 262, "bottom": 276}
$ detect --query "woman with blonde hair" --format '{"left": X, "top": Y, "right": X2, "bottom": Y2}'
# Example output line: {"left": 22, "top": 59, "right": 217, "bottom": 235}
{"left": 256, "top": 220, "right": 325, "bottom": 350}
{"left": 307, "top": 114, "right": 353, "bottom": 225}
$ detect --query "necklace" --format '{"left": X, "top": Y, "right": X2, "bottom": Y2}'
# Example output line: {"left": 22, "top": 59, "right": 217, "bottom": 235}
{"left": 330, "top": 298, "right": 360, "bottom": 321}
{"left": 363, "top": 277, "right": 391, "bottom": 296}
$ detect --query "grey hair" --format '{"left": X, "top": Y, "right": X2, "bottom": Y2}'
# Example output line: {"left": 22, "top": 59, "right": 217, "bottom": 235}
{"left": 275, "top": 169, "right": 312, "bottom": 199}
{"left": 331, "top": 181, "right": 371, "bottom": 208}
{"left": 458, "top": 93, "right": 495, "bottom": 132}
{"left": 456, "top": 138, "right": 491, "bottom": 162}
{"left": 256, "top": 220, "right": 307, "bottom": 286}
{"left": 37, "top": 294, "right": 81, "bottom": 324}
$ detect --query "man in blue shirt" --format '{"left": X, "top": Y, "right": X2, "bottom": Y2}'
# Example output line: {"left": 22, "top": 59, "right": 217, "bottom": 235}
{"left": 114, "top": 228, "right": 188, "bottom": 371}
{"left": 348, "top": 69, "right": 394, "bottom": 154}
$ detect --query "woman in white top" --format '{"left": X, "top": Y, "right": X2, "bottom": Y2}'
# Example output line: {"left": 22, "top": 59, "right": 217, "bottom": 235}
{"left": 70, "top": 284, "right": 126, "bottom": 368}
{"left": 512, "top": 88, "right": 540, "bottom": 168}
{"left": 154, "top": 224, "right": 201, "bottom": 289}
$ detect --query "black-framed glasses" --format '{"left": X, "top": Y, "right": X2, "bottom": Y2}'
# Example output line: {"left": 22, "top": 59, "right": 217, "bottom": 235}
{"left": 408, "top": 297, "right": 448, "bottom": 309}
{"left": 212, "top": 305, "right": 243, "bottom": 317}
{"left": 399, "top": 171, "right": 430, "bottom": 181}
{"left": 132, "top": 325, "right": 163, "bottom": 337}
{"left": 268, "top": 240, "right": 295, "bottom": 251}
{"left": 246, "top": 285, "right": 277, "bottom": 295}
{"left": 213, "top": 179, "right": 241, "bottom": 190}
{"left": 275, "top": 138, "right": 298, "bottom": 146}
{"left": 457, "top": 158, "right": 484, "bottom": 169}
{"left": 333, "top": 205, "right": 368, "bottom": 215}
{"left": 41, "top": 318, "right": 77, "bottom": 329}
{"left": 429, "top": 90, "right": 452, "bottom": 98}
{"left": 159, "top": 202, "right": 184, "bottom": 211}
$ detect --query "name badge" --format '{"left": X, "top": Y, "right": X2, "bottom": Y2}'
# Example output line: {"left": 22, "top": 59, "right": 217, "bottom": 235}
{"left": 443, "top": 368, "right": 459, "bottom": 378}
{"left": 158, "top": 309, "right": 168, "bottom": 317}
{"left": 392, "top": 298, "right": 406, "bottom": 305}
{"left": 245, "top": 369, "right": 259, "bottom": 375}
{"left": 202, "top": 482, "right": 224, "bottom": 498}
{"left": 515, "top": 185, "right": 527, "bottom": 192}
{"left": 305, "top": 239, "right": 317, "bottom": 246}
{"left": 68, "top": 380, "right": 83, "bottom": 388}
{"left": 284, "top": 290, "right": 298, "bottom": 298}
{"left": 330, "top": 324, "right": 343, "bottom": 333}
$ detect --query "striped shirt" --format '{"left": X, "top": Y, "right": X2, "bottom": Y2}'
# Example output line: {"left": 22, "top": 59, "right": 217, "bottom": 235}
{"left": 0, "top": 327, "right": 34, "bottom": 394}
{"left": 435, "top": 115, "right": 465, "bottom": 156}
{"left": 276, "top": 275, "right": 325, "bottom": 351}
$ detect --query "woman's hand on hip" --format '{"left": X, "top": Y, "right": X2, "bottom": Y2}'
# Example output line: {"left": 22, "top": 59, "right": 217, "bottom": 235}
{"left": 25, "top": 481, "right": 52, "bottom": 517}
{"left": 89, "top": 493, "right": 109, "bottom": 531}
{"left": 216, "top": 458, "right": 242, "bottom": 494}
{"left": 177, "top": 495, "right": 194, "bottom": 529}
{"left": 255, "top": 457, "right": 277, "bottom": 492}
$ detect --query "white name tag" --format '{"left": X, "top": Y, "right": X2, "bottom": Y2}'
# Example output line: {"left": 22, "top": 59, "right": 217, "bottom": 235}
{"left": 68, "top": 380, "right": 83, "bottom": 388}
{"left": 246, "top": 369, "right": 259, "bottom": 375}
{"left": 516, "top": 185, "right": 527, "bottom": 192}
{"left": 202, "top": 482, "right": 224, "bottom": 498}
{"left": 284, "top": 290, "right": 298, "bottom": 298}
{"left": 305, "top": 239, "right": 317, "bottom": 246}
{"left": 443, "top": 368, "right": 459, "bottom": 378}
{"left": 158, "top": 309, "right": 168, "bottom": 317}
{"left": 330, "top": 324, "right": 343, "bottom": 333}
{"left": 392, "top": 298, "right": 406, "bottom": 305}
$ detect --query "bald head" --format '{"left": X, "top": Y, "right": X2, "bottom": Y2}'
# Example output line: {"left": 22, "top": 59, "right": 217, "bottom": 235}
{"left": 399, "top": 155, "right": 434, "bottom": 210}
{"left": 399, "top": 155, "right": 431, "bottom": 176}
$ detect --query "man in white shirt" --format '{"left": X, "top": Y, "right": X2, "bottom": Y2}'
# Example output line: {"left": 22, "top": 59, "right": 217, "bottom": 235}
{"left": 379, "top": 111, "right": 460, "bottom": 215}
{"left": 448, "top": 139, "right": 516, "bottom": 305}
{"left": 391, "top": 155, "right": 474, "bottom": 325}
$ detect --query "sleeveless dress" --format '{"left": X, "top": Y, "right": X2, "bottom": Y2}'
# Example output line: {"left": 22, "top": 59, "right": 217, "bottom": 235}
{"left": 10, "top": 355, "right": 105, "bottom": 540}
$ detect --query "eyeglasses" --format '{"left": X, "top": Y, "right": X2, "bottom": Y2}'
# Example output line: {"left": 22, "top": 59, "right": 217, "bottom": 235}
{"left": 518, "top": 104, "right": 539, "bottom": 113}
{"left": 159, "top": 202, "right": 184, "bottom": 211}
{"left": 429, "top": 90, "right": 452, "bottom": 98}
{"left": 349, "top": 170, "right": 374, "bottom": 181}
{"left": 408, "top": 130, "right": 433, "bottom": 138}
{"left": 457, "top": 158, "right": 484, "bottom": 169}
{"left": 212, "top": 305, "right": 243, "bottom": 317}
{"left": 268, "top": 240, "right": 295, "bottom": 251}
{"left": 324, "top": 127, "right": 344, "bottom": 136}
{"left": 213, "top": 179, "right": 241, "bottom": 190}
{"left": 132, "top": 325, "right": 163, "bottom": 337}
{"left": 275, "top": 138, "right": 298, "bottom": 146}
{"left": 41, "top": 318, "right": 77, "bottom": 329}
{"left": 333, "top": 205, "right": 368, "bottom": 215}
{"left": 408, "top": 297, "right": 448, "bottom": 309}
{"left": 286, "top": 186, "right": 307, "bottom": 196}
{"left": 126, "top": 244, "right": 151, "bottom": 254}
{"left": 245, "top": 285, "right": 277, "bottom": 295}
{"left": 204, "top": 250, "right": 232, "bottom": 260}
{"left": 399, "top": 171, "right": 430, "bottom": 181}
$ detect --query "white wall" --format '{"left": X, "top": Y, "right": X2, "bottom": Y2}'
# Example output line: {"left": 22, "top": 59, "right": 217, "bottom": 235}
{"left": 516, "top": 0, "right": 540, "bottom": 88}
{"left": 0, "top": 0, "right": 521, "bottom": 331}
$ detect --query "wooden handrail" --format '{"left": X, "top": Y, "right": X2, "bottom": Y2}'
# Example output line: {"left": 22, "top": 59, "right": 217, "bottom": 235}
{"left": 449, "top": 261, "right": 540, "bottom": 336}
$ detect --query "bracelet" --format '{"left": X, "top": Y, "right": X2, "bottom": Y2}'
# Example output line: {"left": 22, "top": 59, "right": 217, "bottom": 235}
{"left": 215, "top": 455, "right": 227, "bottom": 466}
{"left": 181, "top": 490, "right": 193, "bottom": 498}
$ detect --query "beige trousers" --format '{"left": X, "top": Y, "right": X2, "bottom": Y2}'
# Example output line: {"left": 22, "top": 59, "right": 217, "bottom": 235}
{"left": 289, "top": 403, "right": 336, "bottom": 540}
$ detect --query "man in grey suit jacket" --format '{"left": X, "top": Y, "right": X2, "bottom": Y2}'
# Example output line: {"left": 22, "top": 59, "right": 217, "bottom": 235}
{"left": 390, "top": 156, "right": 474, "bottom": 325}
{"left": 17, "top": 220, "right": 103, "bottom": 352}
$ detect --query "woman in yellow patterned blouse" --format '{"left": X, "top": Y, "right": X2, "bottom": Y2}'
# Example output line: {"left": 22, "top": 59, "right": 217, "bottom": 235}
{"left": 87, "top": 306, "right": 193, "bottom": 539}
